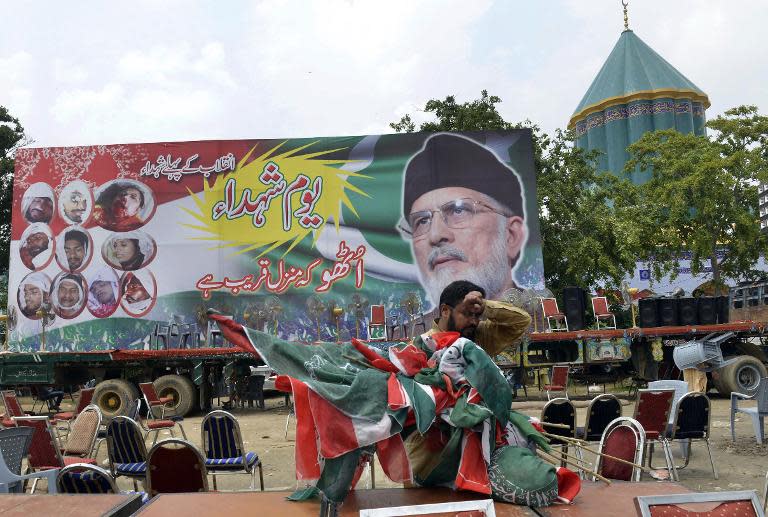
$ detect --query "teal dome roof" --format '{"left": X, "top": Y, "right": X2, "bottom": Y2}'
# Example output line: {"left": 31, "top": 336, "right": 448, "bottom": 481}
{"left": 569, "top": 30, "right": 709, "bottom": 128}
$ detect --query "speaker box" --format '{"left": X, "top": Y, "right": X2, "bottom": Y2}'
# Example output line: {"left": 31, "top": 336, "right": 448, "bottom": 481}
{"left": 716, "top": 295, "right": 730, "bottom": 324}
{"left": 697, "top": 297, "right": 717, "bottom": 325}
{"left": 657, "top": 298, "right": 679, "bottom": 327}
{"left": 638, "top": 298, "right": 659, "bottom": 328}
{"left": 562, "top": 286, "right": 586, "bottom": 331}
{"left": 678, "top": 297, "right": 698, "bottom": 326}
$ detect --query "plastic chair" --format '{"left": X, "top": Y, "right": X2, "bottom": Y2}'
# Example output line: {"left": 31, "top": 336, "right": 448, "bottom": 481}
{"left": 146, "top": 438, "right": 208, "bottom": 497}
{"left": 543, "top": 364, "right": 570, "bottom": 400}
{"left": 577, "top": 394, "right": 622, "bottom": 441}
{"left": 106, "top": 415, "right": 148, "bottom": 491}
{"left": 666, "top": 392, "right": 718, "bottom": 479}
{"left": 648, "top": 380, "right": 688, "bottom": 426}
{"left": 56, "top": 463, "right": 118, "bottom": 494}
{"left": 201, "top": 410, "right": 264, "bottom": 491}
{"left": 0, "top": 444, "right": 58, "bottom": 494}
{"left": 591, "top": 296, "right": 617, "bottom": 330}
{"left": 594, "top": 417, "right": 646, "bottom": 482}
{"left": 61, "top": 405, "right": 101, "bottom": 459}
{"left": 731, "top": 377, "right": 768, "bottom": 444}
{"left": 540, "top": 298, "right": 568, "bottom": 332}
{"left": 138, "top": 383, "right": 187, "bottom": 446}
{"left": 0, "top": 426, "right": 34, "bottom": 492}
{"left": 633, "top": 388, "right": 677, "bottom": 481}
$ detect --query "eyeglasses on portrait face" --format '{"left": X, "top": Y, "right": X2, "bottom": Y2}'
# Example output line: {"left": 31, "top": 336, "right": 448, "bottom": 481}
{"left": 399, "top": 197, "right": 511, "bottom": 239}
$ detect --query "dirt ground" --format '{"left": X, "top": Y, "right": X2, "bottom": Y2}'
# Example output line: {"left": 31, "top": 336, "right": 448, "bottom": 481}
{"left": 29, "top": 384, "right": 768, "bottom": 497}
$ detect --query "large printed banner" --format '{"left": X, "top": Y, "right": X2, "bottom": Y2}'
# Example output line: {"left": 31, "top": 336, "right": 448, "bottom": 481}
{"left": 8, "top": 131, "right": 543, "bottom": 351}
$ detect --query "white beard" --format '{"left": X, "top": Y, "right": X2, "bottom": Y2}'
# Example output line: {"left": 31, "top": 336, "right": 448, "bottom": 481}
{"left": 419, "top": 218, "right": 511, "bottom": 305}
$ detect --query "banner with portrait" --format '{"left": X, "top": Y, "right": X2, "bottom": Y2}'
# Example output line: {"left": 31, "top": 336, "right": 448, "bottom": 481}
{"left": 8, "top": 131, "right": 544, "bottom": 351}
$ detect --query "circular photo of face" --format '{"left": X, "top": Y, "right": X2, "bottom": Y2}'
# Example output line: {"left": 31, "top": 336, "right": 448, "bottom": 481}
{"left": 58, "top": 180, "right": 93, "bottom": 225}
{"left": 22, "top": 182, "right": 55, "bottom": 224}
{"left": 55, "top": 226, "right": 93, "bottom": 273}
{"left": 50, "top": 272, "right": 88, "bottom": 319}
{"left": 120, "top": 269, "right": 157, "bottom": 317}
{"left": 19, "top": 223, "right": 54, "bottom": 271}
{"left": 102, "top": 230, "right": 157, "bottom": 271}
{"left": 93, "top": 179, "right": 155, "bottom": 231}
{"left": 85, "top": 266, "right": 120, "bottom": 318}
{"left": 17, "top": 272, "right": 52, "bottom": 320}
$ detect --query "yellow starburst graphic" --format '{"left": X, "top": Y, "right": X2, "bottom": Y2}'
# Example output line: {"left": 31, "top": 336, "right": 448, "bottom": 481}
{"left": 183, "top": 141, "right": 369, "bottom": 258}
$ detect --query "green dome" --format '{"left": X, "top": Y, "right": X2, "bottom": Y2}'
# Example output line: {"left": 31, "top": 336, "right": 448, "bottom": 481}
{"left": 569, "top": 30, "right": 709, "bottom": 128}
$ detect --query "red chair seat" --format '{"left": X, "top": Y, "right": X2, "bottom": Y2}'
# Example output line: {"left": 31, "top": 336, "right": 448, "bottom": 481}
{"left": 543, "top": 385, "right": 564, "bottom": 391}
{"left": 644, "top": 430, "right": 660, "bottom": 440}
{"left": 146, "top": 420, "right": 175, "bottom": 429}
{"left": 157, "top": 396, "right": 174, "bottom": 405}
{"left": 41, "top": 457, "right": 97, "bottom": 469}
{"left": 2, "top": 417, "right": 14, "bottom": 427}
{"left": 55, "top": 411, "right": 75, "bottom": 420}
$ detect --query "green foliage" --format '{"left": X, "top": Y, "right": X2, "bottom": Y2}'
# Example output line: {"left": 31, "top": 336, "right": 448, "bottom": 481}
{"left": 619, "top": 106, "right": 768, "bottom": 294}
{"left": 0, "top": 106, "right": 27, "bottom": 276}
{"left": 390, "top": 92, "right": 636, "bottom": 295}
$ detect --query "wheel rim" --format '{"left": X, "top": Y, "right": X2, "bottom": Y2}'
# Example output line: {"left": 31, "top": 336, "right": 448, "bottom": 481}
{"left": 158, "top": 387, "right": 180, "bottom": 409}
{"left": 98, "top": 391, "right": 122, "bottom": 413}
{"left": 736, "top": 364, "right": 761, "bottom": 392}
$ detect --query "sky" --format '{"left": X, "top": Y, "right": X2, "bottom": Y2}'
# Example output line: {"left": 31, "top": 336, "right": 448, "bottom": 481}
{"left": 2, "top": 0, "right": 767, "bottom": 148}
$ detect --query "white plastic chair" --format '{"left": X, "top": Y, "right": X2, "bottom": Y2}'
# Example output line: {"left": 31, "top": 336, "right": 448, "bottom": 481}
{"left": 0, "top": 447, "right": 58, "bottom": 494}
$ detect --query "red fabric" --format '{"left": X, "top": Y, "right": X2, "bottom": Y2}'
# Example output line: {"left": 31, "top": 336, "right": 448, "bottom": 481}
{"left": 41, "top": 456, "right": 96, "bottom": 469}
{"left": 15, "top": 418, "right": 62, "bottom": 469}
{"left": 592, "top": 297, "right": 610, "bottom": 316}
{"left": 543, "top": 385, "right": 564, "bottom": 391}
{"left": 2, "top": 417, "right": 14, "bottom": 427}
{"left": 376, "top": 433, "right": 411, "bottom": 483}
{"left": 635, "top": 390, "right": 674, "bottom": 437}
{"left": 2, "top": 392, "right": 25, "bottom": 417}
{"left": 146, "top": 420, "right": 175, "bottom": 429}
{"left": 208, "top": 313, "right": 260, "bottom": 357}
{"left": 600, "top": 426, "right": 636, "bottom": 481}
{"left": 454, "top": 430, "right": 490, "bottom": 494}
{"left": 649, "top": 500, "right": 757, "bottom": 517}
{"left": 307, "top": 389, "right": 359, "bottom": 459}
{"left": 388, "top": 344, "right": 428, "bottom": 376}
{"left": 556, "top": 467, "right": 581, "bottom": 503}
{"left": 541, "top": 298, "right": 561, "bottom": 318}
{"left": 550, "top": 366, "right": 569, "bottom": 387}
{"left": 285, "top": 377, "right": 321, "bottom": 481}
{"left": 431, "top": 332, "right": 461, "bottom": 351}
{"left": 148, "top": 444, "right": 206, "bottom": 495}
{"left": 350, "top": 338, "right": 399, "bottom": 373}
{"left": 387, "top": 374, "right": 408, "bottom": 411}
{"left": 54, "top": 411, "right": 74, "bottom": 421}
{"left": 158, "top": 396, "right": 174, "bottom": 405}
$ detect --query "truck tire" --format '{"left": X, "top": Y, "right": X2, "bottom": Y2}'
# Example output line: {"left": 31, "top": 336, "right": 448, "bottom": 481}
{"left": 717, "top": 355, "right": 768, "bottom": 396}
{"left": 94, "top": 379, "right": 139, "bottom": 419}
{"left": 154, "top": 375, "right": 197, "bottom": 417}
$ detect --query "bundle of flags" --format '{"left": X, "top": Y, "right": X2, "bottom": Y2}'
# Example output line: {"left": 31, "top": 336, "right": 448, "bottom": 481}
{"left": 211, "top": 313, "right": 580, "bottom": 507}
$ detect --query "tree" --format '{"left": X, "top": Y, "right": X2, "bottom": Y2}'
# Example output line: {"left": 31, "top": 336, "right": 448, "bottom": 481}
{"left": 390, "top": 91, "right": 636, "bottom": 295}
{"left": 0, "top": 106, "right": 27, "bottom": 278}
{"left": 620, "top": 106, "right": 768, "bottom": 294}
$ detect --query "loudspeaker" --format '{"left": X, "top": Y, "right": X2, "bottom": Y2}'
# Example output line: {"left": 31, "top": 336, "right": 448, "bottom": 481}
{"left": 678, "top": 297, "right": 698, "bottom": 326}
{"left": 562, "top": 286, "right": 586, "bottom": 331}
{"left": 657, "top": 298, "right": 679, "bottom": 327}
{"left": 716, "top": 295, "right": 730, "bottom": 323}
{"left": 638, "top": 298, "right": 659, "bottom": 328}
{"left": 697, "top": 297, "right": 717, "bottom": 325}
